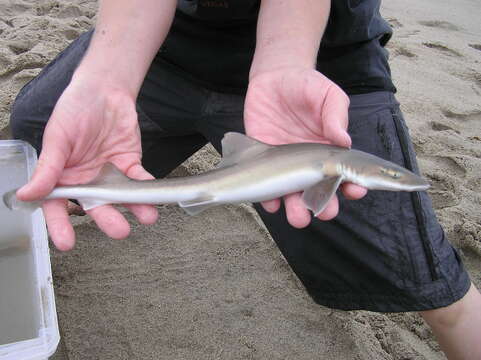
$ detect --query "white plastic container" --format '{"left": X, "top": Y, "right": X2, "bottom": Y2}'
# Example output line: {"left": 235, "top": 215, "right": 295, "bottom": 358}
{"left": 0, "top": 140, "right": 59, "bottom": 360}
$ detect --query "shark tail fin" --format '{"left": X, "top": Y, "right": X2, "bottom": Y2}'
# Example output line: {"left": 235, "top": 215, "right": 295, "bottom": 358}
{"left": 2, "top": 189, "right": 42, "bottom": 212}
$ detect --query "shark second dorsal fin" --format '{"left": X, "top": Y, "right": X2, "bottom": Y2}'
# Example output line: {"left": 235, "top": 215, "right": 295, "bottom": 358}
{"left": 88, "top": 163, "right": 131, "bottom": 186}
{"left": 218, "top": 132, "right": 272, "bottom": 168}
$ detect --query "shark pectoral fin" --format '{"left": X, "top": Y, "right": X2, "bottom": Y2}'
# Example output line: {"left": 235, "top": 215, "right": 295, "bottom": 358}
{"left": 217, "top": 132, "right": 273, "bottom": 168}
{"left": 178, "top": 195, "right": 217, "bottom": 216}
{"left": 302, "top": 176, "right": 343, "bottom": 217}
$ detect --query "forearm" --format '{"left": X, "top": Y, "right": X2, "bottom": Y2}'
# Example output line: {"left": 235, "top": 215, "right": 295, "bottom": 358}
{"left": 74, "top": 0, "right": 177, "bottom": 96}
{"left": 249, "top": 0, "right": 330, "bottom": 78}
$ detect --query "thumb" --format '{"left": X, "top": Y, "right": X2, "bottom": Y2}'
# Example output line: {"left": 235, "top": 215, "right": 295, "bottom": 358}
{"left": 336, "top": 129, "right": 352, "bottom": 148}
{"left": 319, "top": 85, "right": 351, "bottom": 148}
{"left": 17, "top": 126, "right": 70, "bottom": 201}
{"left": 323, "top": 121, "right": 352, "bottom": 148}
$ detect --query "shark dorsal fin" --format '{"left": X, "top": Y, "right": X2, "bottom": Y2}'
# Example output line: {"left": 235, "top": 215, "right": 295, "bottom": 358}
{"left": 78, "top": 163, "right": 132, "bottom": 210}
{"left": 88, "top": 163, "right": 131, "bottom": 186}
{"left": 218, "top": 132, "right": 272, "bottom": 168}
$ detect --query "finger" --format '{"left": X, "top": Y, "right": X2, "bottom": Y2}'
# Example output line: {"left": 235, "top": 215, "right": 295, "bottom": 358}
{"left": 17, "top": 122, "right": 70, "bottom": 201}
{"left": 122, "top": 163, "right": 159, "bottom": 224}
{"left": 325, "top": 126, "right": 351, "bottom": 149}
{"left": 124, "top": 204, "right": 158, "bottom": 225}
{"left": 261, "top": 199, "right": 281, "bottom": 213}
{"left": 321, "top": 87, "right": 352, "bottom": 148}
{"left": 86, "top": 205, "right": 131, "bottom": 240}
{"left": 316, "top": 195, "right": 339, "bottom": 221}
{"left": 322, "top": 119, "right": 351, "bottom": 149}
{"left": 124, "top": 163, "right": 155, "bottom": 181}
{"left": 341, "top": 183, "right": 367, "bottom": 200}
{"left": 43, "top": 199, "right": 76, "bottom": 251}
{"left": 284, "top": 193, "right": 311, "bottom": 228}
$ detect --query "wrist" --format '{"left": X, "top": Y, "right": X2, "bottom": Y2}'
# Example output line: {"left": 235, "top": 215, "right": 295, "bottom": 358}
{"left": 248, "top": 65, "right": 316, "bottom": 85}
{"left": 71, "top": 0, "right": 177, "bottom": 97}
{"left": 67, "top": 68, "right": 138, "bottom": 112}
{"left": 249, "top": 29, "right": 321, "bottom": 80}
{"left": 249, "top": 55, "right": 316, "bottom": 80}
{"left": 73, "top": 60, "right": 141, "bottom": 99}
{"left": 250, "top": 0, "right": 329, "bottom": 80}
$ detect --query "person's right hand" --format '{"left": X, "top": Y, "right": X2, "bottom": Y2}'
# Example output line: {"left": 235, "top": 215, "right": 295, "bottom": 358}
{"left": 16, "top": 75, "right": 159, "bottom": 251}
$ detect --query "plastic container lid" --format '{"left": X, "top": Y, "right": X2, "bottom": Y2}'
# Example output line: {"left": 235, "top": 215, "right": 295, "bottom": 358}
{"left": 0, "top": 140, "right": 59, "bottom": 360}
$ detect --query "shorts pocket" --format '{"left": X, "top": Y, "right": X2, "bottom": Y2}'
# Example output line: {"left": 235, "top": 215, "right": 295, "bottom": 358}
{"left": 390, "top": 108, "right": 439, "bottom": 283}
{"left": 347, "top": 107, "right": 439, "bottom": 286}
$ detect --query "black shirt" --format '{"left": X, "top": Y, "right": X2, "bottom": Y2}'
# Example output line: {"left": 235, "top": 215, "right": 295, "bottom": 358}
{"left": 155, "top": 0, "right": 395, "bottom": 95}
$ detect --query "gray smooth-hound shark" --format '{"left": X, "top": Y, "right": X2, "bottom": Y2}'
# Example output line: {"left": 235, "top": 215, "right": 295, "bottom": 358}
{"left": 3, "top": 132, "right": 429, "bottom": 215}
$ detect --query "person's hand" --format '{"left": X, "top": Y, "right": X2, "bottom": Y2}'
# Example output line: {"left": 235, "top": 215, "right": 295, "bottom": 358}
{"left": 244, "top": 67, "right": 367, "bottom": 228}
{"left": 16, "top": 75, "right": 158, "bottom": 251}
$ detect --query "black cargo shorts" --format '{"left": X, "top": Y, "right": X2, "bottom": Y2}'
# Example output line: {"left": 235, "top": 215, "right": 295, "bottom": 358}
{"left": 10, "top": 31, "right": 471, "bottom": 312}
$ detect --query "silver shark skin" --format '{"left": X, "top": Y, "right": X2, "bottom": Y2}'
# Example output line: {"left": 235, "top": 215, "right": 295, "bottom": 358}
{"left": 3, "top": 132, "right": 429, "bottom": 216}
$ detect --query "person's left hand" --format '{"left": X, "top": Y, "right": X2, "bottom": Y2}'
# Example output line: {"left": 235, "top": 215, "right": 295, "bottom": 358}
{"left": 244, "top": 67, "right": 367, "bottom": 228}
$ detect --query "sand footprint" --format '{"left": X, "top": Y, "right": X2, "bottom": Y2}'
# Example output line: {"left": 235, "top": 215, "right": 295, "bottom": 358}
{"left": 469, "top": 44, "right": 481, "bottom": 51}
{"left": 396, "top": 29, "right": 420, "bottom": 39}
{"left": 389, "top": 44, "right": 417, "bottom": 58}
{"left": 449, "top": 69, "right": 481, "bottom": 91}
{"left": 424, "top": 155, "right": 466, "bottom": 178}
{"left": 430, "top": 122, "right": 459, "bottom": 133}
{"left": 7, "top": 40, "right": 33, "bottom": 55}
{"left": 386, "top": 17, "right": 403, "bottom": 28}
{"left": 418, "top": 20, "right": 460, "bottom": 31}
{"left": 419, "top": 155, "right": 464, "bottom": 209}
{"left": 422, "top": 42, "right": 463, "bottom": 57}
{"left": 441, "top": 108, "right": 481, "bottom": 121}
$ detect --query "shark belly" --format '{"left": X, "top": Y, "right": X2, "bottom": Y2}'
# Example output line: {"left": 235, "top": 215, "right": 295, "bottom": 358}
{"left": 212, "top": 167, "right": 325, "bottom": 204}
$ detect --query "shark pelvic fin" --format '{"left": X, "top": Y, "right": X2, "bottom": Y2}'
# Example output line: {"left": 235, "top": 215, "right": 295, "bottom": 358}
{"left": 217, "top": 132, "right": 272, "bottom": 168}
{"left": 179, "top": 194, "right": 217, "bottom": 216}
{"left": 77, "top": 198, "right": 112, "bottom": 211}
{"left": 302, "top": 176, "right": 343, "bottom": 216}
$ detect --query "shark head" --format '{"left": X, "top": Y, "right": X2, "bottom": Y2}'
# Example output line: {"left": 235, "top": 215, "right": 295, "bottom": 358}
{"left": 338, "top": 150, "right": 430, "bottom": 192}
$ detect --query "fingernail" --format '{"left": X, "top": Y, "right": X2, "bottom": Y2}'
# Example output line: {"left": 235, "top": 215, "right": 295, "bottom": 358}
{"left": 344, "top": 132, "right": 352, "bottom": 148}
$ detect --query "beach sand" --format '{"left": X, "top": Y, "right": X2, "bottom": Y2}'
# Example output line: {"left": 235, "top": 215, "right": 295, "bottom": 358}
{"left": 1, "top": 1, "right": 480, "bottom": 359}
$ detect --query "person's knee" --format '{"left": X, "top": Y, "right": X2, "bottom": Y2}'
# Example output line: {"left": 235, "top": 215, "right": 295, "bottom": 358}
{"left": 9, "top": 90, "right": 46, "bottom": 149}
{"left": 420, "top": 301, "right": 465, "bottom": 329}
{"left": 10, "top": 91, "right": 31, "bottom": 138}
{"left": 419, "top": 283, "right": 481, "bottom": 328}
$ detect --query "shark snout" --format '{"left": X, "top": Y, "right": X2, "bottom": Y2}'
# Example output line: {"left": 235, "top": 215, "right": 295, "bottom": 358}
{"left": 399, "top": 172, "right": 430, "bottom": 191}
{"left": 366, "top": 168, "right": 430, "bottom": 192}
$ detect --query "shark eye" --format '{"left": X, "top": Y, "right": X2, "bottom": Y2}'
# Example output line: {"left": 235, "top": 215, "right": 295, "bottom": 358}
{"left": 380, "top": 167, "right": 402, "bottom": 179}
